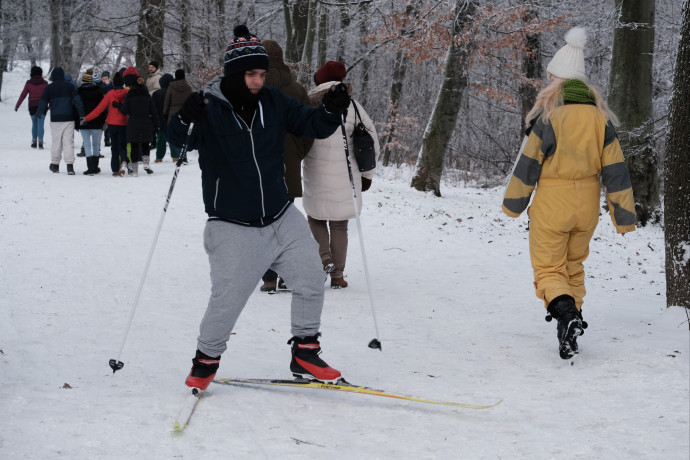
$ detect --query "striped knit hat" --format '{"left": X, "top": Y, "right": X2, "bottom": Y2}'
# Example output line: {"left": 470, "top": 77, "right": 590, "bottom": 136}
{"left": 223, "top": 25, "right": 269, "bottom": 76}
{"left": 82, "top": 68, "right": 94, "bottom": 83}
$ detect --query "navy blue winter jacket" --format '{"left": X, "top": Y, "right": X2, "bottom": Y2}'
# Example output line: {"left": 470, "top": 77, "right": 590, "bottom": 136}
{"left": 167, "top": 75, "right": 341, "bottom": 226}
{"left": 37, "top": 67, "right": 85, "bottom": 122}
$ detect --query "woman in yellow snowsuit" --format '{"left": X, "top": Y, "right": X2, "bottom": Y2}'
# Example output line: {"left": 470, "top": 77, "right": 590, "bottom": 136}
{"left": 502, "top": 27, "right": 636, "bottom": 359}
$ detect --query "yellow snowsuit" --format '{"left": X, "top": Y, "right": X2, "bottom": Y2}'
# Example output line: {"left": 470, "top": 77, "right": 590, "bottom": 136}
{"left": 502, "top": 103, "right": 636, "bottom": 310}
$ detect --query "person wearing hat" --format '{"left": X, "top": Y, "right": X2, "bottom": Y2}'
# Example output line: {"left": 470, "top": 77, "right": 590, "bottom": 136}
{"left": 162, "top": 69, "right": 193, "bottom": 162}
{"left": 303, "top": 60, "right": 378, "bottom": 289}
{"left": 146, "top": 60, "right": 163, "bottom": 95}
{"left": 15, "top": 66, "right": 49, "bottom": 149}
{"left": 99, "top": 71, "right": 113, "bottom": 147}
{"left": 257, "top": 39, "right": 315, "bottom": 293}
{"left": 36, "top": 67, "right": 85, "bottom": 175}
{"left": 82, "top": 71, "right": 130, "bottom": 176}
{"left": 167, "top": 25, "right": 351, "bottom": 391}
{"left": 151, "top": 73, "right": 174, "bottom": 162}
{"left": 502, "top": 27, "right": 636, "bottom": 359}
{"left": 77, "top": 68, "right": 107, "bottom": 175}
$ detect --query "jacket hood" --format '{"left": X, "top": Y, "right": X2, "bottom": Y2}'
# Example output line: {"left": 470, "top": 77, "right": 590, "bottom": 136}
{"left": 159, "top": 73, "right": 173, "bottom": 89}
{"left": 204, "top": 75, "right": 231, "bottom": 106}
{"left": 50, "top": 67, "right": 65, "bottom": 81}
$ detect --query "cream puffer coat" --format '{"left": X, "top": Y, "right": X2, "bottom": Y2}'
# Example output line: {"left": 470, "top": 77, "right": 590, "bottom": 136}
{"left": 303, "top": 81, "right": 378, "bottom": 221}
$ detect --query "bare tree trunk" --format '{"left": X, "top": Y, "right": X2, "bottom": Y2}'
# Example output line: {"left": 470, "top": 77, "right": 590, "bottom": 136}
{"left": 135, "top": 0, "right": 165, "bottom": 72}
{"left": 411, "top": 0, "right": 476, "bottom": 196}
{"left": 608, "top": 0, "right": 659, "bottom": 226}
{"left": 180, "top": 0, "right": 191, "bottom": 72}
{"left": 358, "top": 2, "right": 371, "bottom": 107}
{"left": 664, "top": 0, "right": 690, "bottom": 310}
{"left": 49, "top": 0, "right": 75, "bottom": 74}
{"left": 285, "top": 0, "right": 310, "bottom": 63}
{"left": 317, "top": 8, "right": 328, "bottom": 68}
{"left": 519, "top": 4, "right": 542, "bottom": 136}
{"left": 298, "top": 0, "right": 318, "bottom": 84}
{"left": 336, "top": 1, "right": 351, "bottom": 62}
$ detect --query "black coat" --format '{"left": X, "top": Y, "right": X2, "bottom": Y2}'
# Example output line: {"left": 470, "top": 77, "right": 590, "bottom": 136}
{"left": 152, "top": 74, "right": 173, "bottom": 128}
{"left": 118, "top": 84, "right": 158, "bottom": 143}
{"left": 77, "top": 83, "right": 106, "bottom": 130}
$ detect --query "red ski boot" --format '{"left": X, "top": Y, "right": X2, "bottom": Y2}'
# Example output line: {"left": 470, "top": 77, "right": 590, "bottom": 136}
{"left": 185, "top": 350, "right": 220, "bottom": 390}
{"left": 288, "top": 334, "right": 341, "bottom": 382}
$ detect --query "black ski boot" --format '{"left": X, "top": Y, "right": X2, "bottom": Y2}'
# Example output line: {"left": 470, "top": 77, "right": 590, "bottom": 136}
{"left": 185, "top": 350, "right": 221, "bottom": 390}
{"left": 288, "top": 334, "right": 341, "bottom": 382}
{"left": 546, "top": 295, "right": 586, "bottom": 359}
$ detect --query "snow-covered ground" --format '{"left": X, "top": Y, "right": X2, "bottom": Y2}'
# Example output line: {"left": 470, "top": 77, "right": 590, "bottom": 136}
{"left": 1, "top": 64, "right": 688, "bottom": 459}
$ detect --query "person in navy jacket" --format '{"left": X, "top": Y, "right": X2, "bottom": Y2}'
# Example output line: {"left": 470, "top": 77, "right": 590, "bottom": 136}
{"left": 37, "top": 67, "right": 85, "bottom": 175}
{"left": 167, "top": 25, "right": 351, "bottom": 391}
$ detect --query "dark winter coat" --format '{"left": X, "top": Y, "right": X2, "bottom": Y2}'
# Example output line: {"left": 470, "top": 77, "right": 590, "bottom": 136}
{"left": 164, "top": 79, "right": 193, "bottom": 122}
{"left": 77, "top": 83, "right": 106, "bottom": 130}
{"left": 152, "top": 73, "right": 173, "bottom": 128}
{"left": 100, "top": 81, "right": 113, "bottom": 93}
{"left": 166, "top": 75, "right": 341, "bottom": 226}
{"left": 117, "top": 83, "right": 158, "bottom": 143}
{"left": 265, "top": 59, "right": 314, "bottom": 198}
{"left": 36, "top": 67, "right": 85, "bottom": 122}
{"left": 16, "top": 76, "right": 49, "bottom": 115}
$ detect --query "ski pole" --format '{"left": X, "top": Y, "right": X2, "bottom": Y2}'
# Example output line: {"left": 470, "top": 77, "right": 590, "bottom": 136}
{"left": 109, "top": 122, "right": 195, "bottom": 373}
{"left": 339, "top": 116, "right": 382, "bottom": 351}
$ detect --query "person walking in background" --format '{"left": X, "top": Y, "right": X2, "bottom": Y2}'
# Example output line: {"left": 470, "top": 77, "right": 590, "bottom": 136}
{"left": 15, "top": 66, "right": 48, "bottom": 149}
{"left": 502, "top": 27, "right": 636, "bottom": 360}
{"left": 163, "top": 69, "right": 193, "bottom": 163}
{"left": 152, "top": 73, "right": 173, "bottom": 163}
{"left": 303, "top": 61, "right": 378, "bottom": 289}
{"left": 36, "top": 67, "right": 85, "bottom": 175}
{"left": 166, "top": 25, "right": 350, "bottom": 391}
{"left": 100, "top": 71, "right": 113, "bottom": 147}
{"left": 145, "top": 60, "right": 163, "bottom": 95}
{"left": 82, "top": 71, "right": 129, "bottom": 176}
{"left": 77, "top": 69, "right": 106, "bottom": 175}
{"left": 258, "top": 39, "right": 315, "bottom": 293}
{"left": 114, "top": 72, "right": 158, "bottom": 176}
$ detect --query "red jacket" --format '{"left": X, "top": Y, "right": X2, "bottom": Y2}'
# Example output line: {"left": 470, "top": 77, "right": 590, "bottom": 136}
{"left": 16, "top": 76, "right": 48, "bottom": 110}
{"left": 85, "top": 87, "right": 129, "bottom": 126}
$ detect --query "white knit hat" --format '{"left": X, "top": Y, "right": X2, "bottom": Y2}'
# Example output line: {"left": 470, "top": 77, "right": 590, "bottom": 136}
{"left": 546, "top": 27, "right": 587, "bottom": 80}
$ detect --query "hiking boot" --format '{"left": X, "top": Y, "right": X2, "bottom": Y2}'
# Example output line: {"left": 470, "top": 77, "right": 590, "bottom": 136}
{"left": 49, "top": 163, "right": 59, "bottom": 173}
{"left": 322, "top": 259, "right": 335, "bottom": 274}
{"left": 546, "top": 295, "right": 585, "bottom": 359}
{"left": 331, "top": 277, "right": 348, "bottom": 289}
{"left": 185, "top": 350, "right": 220, "bottom": 390}
{"left": 154, "top": 158, "right": 163, "bottom": 163}
{"left": 288, "top": 334, "right": 341, "bottom": 382}
{"left": 260, "top": 280, "right": 277, "bottom": 292}
{"left": 38, "top": 140, "right": 44, "bottom": 149}
{"left": 67, "top": 164, "right": 75, "bottom": 175}
{"left": 31, "top": 139, "right": 37, "bottom": 148}
{"left": 116, "top": 161, "right": 127, "bottom": 177}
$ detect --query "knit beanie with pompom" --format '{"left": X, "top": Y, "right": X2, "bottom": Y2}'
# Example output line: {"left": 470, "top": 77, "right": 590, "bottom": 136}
{"left": 546, "top": 27, "right": 587, "bottom": 81}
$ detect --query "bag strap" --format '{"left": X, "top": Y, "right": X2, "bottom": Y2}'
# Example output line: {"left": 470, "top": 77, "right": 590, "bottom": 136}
{"left": 351, "top": 100, "right": 362, "bottom": 124}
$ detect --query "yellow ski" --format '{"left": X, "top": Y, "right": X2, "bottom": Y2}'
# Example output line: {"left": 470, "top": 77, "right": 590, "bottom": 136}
{"left": 213, "top": 378, "right": 502, "bottom": 410}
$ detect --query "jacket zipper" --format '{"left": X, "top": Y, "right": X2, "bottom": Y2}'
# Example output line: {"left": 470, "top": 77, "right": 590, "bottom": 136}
{"left": 238, "top": 110, "right": 265, "bottom": 223}
{"left": 213, "top": 178, "right": 220, "bottom": 210}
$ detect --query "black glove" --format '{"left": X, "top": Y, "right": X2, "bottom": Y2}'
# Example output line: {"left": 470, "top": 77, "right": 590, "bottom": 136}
{"left": 179, "top": 91, "right": 206, "bottom": 123}
{"left": 322, "top": 83, "right": 350, "bottom": 114}
{"left": 361, "top": 177, "right": 372, "bottom": 192}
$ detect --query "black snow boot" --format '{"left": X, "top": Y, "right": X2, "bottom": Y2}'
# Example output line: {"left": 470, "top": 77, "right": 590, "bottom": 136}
{"left": 49, "top": 163, "right": 59, "bottom": 173}
{"left": 67, "top": 164, "right": 75, "bottom": 175}
{"left": 83, "top": 157, "right": 94, "bottom": 175}
{"left": 546, "top": 295, "right": 585, "bottom": 359}
{"left": 77, "top": 146, "right": 86, "bottom": 157}
{"left": 93, "top": 156, "right": 101, "bottom": 174}
{"left": 288, "top": 334, "right": 341, "bottom": 382}
{"left": 31, "top": 139, "right": 37, "bottom": 148}
{"left": 185, "top": 350, "right": 221, "bottom": 390}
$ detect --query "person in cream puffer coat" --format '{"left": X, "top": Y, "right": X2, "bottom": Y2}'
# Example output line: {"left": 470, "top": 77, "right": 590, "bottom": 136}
{"left": 303, "top": 62, "right": 378, "bottom": 288}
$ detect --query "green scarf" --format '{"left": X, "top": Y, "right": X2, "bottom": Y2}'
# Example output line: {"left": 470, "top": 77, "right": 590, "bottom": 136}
{"left": 562, "top": 79, "right": 595, "bottom": 104}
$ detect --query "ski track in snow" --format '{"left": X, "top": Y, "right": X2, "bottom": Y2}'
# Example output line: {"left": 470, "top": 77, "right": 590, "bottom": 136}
{"left": 1, "top": 63, "right": 688, "bottom": 459}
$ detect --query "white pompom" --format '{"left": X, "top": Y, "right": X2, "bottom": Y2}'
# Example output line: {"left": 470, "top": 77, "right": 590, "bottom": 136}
{"left": 564, "top": 27, "right": 587, "bottom": 49}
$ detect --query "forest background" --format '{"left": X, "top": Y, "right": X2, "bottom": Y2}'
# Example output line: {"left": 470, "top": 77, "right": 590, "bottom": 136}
{"left": 0, "top": 0, "right": 688, "bottom": 308}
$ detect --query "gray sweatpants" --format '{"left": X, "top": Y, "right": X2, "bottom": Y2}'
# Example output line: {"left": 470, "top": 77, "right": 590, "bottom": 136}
{"left": 197, "top": 205, "right": 326, "bottom": 357}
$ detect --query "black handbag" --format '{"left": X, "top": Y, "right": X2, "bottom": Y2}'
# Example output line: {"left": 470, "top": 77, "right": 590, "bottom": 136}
{"left": 350, "top": 102, "right": 376, "bottom": 172}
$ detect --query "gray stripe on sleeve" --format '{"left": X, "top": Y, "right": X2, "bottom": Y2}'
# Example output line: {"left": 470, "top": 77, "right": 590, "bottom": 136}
{"left": 503, "top": 196, "right": 531, "bottom": 215}
{"left": 612, "top": 202, "right": 636, "bottom": 226}
{"left": 604, "top": 122, "right": 617, "bottom": 148}
{"left": 512, "top": 154, "right": 542, "bottom": 186}
{"left": 601, "top": 162, "right": 632, "bottom": 193}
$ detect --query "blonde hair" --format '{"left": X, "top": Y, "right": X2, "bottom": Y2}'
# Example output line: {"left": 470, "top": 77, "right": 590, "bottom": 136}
{"left": 525, "top": 76, "right": 619, "bottom": 127}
